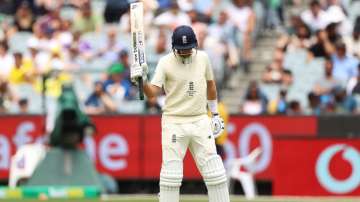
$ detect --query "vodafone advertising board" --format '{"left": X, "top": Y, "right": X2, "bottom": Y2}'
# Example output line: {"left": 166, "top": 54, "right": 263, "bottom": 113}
{"left": 1, "top": 115, "right": 359, "bottom": 195}
{"left": 273, "top": 139, "right": 360, "bottom": 195}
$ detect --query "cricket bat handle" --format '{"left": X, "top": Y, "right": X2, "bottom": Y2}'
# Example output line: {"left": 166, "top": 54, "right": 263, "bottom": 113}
{"left": 138, "top": 77, "right": 144, "bottom": 100}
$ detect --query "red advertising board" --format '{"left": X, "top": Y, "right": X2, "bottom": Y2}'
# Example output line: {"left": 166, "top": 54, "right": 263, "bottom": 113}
{"left": 86, "top": 116, "right": 142, "bottom": 179}
{"left": 273, "top": 139, "right": 360, "bottom": 196}
{"left": 225, "top": 116, "right": 317, "bottom": 180}
{"left": 0, "top": 116, "right": 44, "bottom": 178}
{"left": 2, "top": 115, "right": 359, "bottom": 196}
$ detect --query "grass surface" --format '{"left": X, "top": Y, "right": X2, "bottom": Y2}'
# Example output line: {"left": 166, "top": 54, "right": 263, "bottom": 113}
{"left": 1, "top": 195, "right": 360, "bottom": 202}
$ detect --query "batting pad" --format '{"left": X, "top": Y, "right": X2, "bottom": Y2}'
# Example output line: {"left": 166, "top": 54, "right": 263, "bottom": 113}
{"left": 200, "top": 155, "right": 228, "bottom": 186}
{"left": 207, "top": 182, "right": 230, "bottom": 202}
{"left": 160, "top": 160, "right": 183, "bottom": 187}
{"left": 200, "top": 155, "right": 230, "bottom": 202}
{"left": 159, "top": 160, "right": 183, "bottom": 202}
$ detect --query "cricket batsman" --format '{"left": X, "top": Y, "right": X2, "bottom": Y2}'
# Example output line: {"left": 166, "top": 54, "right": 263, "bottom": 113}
{"left": 131, "top": 25, "right": 230, "bottom": 202}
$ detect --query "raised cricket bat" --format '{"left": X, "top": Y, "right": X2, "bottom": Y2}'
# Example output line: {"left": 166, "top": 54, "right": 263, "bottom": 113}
{"left": 130, "top": 1, "right": 146, "bottom": 100}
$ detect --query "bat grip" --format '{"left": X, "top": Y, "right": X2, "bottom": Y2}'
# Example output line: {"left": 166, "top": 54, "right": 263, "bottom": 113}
{"left": 138, "top": 77, "right": 144, "bottom": 100}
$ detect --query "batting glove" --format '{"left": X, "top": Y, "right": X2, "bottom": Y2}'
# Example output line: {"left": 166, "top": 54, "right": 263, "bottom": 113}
{"left": 130, "top": 63, "right": 148, "bottom": 83}
{"left": 211, "top": 113, "right": 225, "bottom": 138}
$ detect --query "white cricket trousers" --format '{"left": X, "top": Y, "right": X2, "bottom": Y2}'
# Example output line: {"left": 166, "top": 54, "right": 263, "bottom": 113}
{"left": 161, "top": 117, "right": 217, "bottom": 168}
{"left": 159, "top": 116, "right": 230, "bottom": 202}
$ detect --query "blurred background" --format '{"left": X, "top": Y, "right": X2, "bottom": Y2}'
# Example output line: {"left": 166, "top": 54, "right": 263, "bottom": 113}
{"left": 0, "top": 0, "right": 359, "bottom": 200}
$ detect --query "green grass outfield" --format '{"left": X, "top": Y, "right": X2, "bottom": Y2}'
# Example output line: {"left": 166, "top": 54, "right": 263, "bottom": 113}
{"left": 1, "top": 195, "right": 360, "bottom": 202}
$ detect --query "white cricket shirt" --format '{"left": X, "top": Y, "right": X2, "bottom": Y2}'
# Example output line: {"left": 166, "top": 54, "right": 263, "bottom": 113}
{"left": 151, "top": 50, "right": 214, "bottom": 123}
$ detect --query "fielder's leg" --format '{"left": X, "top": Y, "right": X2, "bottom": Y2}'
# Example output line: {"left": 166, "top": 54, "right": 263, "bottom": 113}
{"left": 159, "top": 122, "right": 189, "bottom": 202}
{"left": 189, "top": 118, "right": 230, "bottom": 202}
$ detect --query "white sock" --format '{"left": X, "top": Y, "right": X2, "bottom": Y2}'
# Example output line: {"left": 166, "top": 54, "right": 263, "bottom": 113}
{"left": 159, "top": 185, "right": 180, "bottom": 202}
{"left": 207, "top": 182, "right": 230, "bottom": 202}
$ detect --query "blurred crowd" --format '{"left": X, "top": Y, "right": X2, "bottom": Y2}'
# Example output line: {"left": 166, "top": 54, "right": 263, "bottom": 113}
{"left": 241, "top": 0, "right": 360, "bottom": 115}
{"left": 1, "top": 0, "right": 360, "bottom": 116}
{"left": 0, "top": 0, "right": 265, "bottom": 114}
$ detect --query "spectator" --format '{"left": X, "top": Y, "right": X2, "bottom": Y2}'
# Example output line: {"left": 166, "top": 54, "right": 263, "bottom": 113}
{"left": 262, "top": 49, "right": 284, "bottom": 83}
{"left": 0, "top": 79, "right": 17, "bottom": 113}
{"left": 300, "top": 0, "right": 328, "bottom": 32}
{"left": 157, "top": 0, "right": 173, "bottom": 11}
{"left": 104, "top": 63, "right": 132, "bottom": 102}
{"left": 18, "top": 98, "right": 29, "bottom": 114}
{"left": 281, "top": 69, "right": 293, "bottom": 87}
{"left": 208, "top": 11, "right": 234, "bottom": 44}
{"left": 109, "top": 50, "right": 137, "bottom": 99}
{"left": 192, "top": 22, "right": 208, "bottom": 49}
{"left": 330, "top": 41, "right": 359, "bottom": 84}
{"left": 227, "top": 0, "right": 256, "bottom": 73}
{"left": 192, "top": 0, "right": 219, "bottom": 18}
{"left": 313, "top": 57, "right": 341, "bottom": 97}
{"left": 71, "top": 31, "right": 93, "bottom": 61}
{"left": 241, "top": 81, "right": 267, "bottom": 115}
{"left": 34, "top": 70, "right": 71, "bottom": 98}
{"left": 153, "top": 1, "right": 191, "bottom": 30}
{"left": 308, "top": 30, "right": 330, "bottom": 58}
{"left": 147, "top": 28, "right": 169, "bottom": 75}
{"left": 267, "top": 89, "right": 288, "bottom": 114}
{"left": 55, "top": 19, "right": 73, "bottom": 50}
{"left": 187, "top": 8, "right": 211, "bottom": 24}
{"left": 104, "top": 0, "right": 129, "bottom": 23}
{"left": 67, "top": 0, "right": 89, "bottom": 8}
{"left": 325, "top": 22, "right": 342, "bottom": 44}
{"left": 265, "top": 0, "right": 284, "bottom": 30}
{"left": 325, "top": 0, "right": 352, "bottom": 36}
{"left": 117, "top": 50, "right": 131, "bottom": 84}
{"left": 73, "top": 2, "right": 102, "bottom": 33}
{"left": 47, "top": 45, "right": 66, "bottom": 71}
{"left": 286, "top": 15, "right": 304, "bottom": 36}
{"left": 206, "top": 11, "right": 236, "bottom": 89}
{"left": 9, "top": 52, "right": 34, "bottom": 85}
{"left": 287, "top": 100, "right": 302, "bottom": 115}
{"left": 27, "top": 22, "right": 47, "bottom": 51}
{"left": 13, "top": 1, "right": 35, "bottom": 32}
{"left": 64, "top": 43, "right": 82, "bottom": 71}
{"left": 25, "top": 37, "right": 51, "bottom": 74}
{"left": 33, "top": 0, "right": 64, "bottom": 15}
{"left": 332, "top": 87, "right": 357, "bottom": 114}
{"left": 306, "top": 92, "right": 322, "bottom": 115}
{"left": 287, "top": 23, "right": 312, "bottom": 51}
{"left": 0, "top": 41, "right": 14, "bottom": 79}
{"left": 98, "top": 27, "right": 125, "bottom": 63}
{"left": 344, "top": 21, "right": 360, "bottom": 58}
{"left": 346, "top": 64, "right": 360, "bottom": 95}
{"left": 85, "top": 81, "right": 116, "bottom": 114}
{"left": 36, "top": 8, "right": 62, "bottom": 39}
